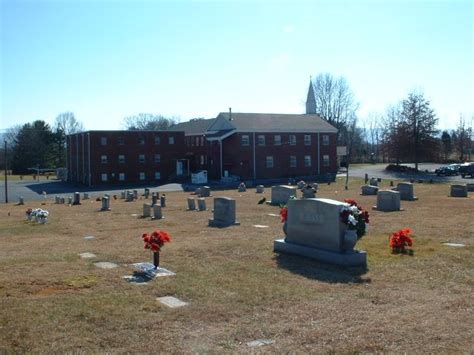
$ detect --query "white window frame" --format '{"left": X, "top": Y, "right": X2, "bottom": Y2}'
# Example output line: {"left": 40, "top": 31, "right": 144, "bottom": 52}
{"left": 138, "top": 137, "right": 145, "bottom": 145}
{"left": 154, "top": 136, "right": 161, "bottom": 145}
{"left": 290, "top": 155, "right": 297, "bottom": 168}
{"left": 274, "top": 135, "right": 281, "bottom": 146}
{"left": 266, "top": 156, "right": 274, "bottom": 168}
{"left": 322, "top": 135, "right": 329, "bottom": 146}
{"left": 257, "top": 135, "right": 265, "bottom": 146}
{"left": 117, "top": 137, "right": 124, "bottom": 145}
{"left": 154, "top": 154, "right": 161, "bottom": 163}
{"left": 119, "top": 173, "right": 125, "bottom": 181}
{"left": 118, "top": 155, "right": 125, "bottom": 164}
{"left": 100, "top": 137, "right": 107, "bottom": 146}
{"left": 304, "top": 155, "right": 312, "bottom": 167}
{"left": 168, "top": 136, "right": 175, "bottom": 145}
{"left": 241, "top": 135, "right": 249, "bottom": 146}
{"left": 289, "top": 135, "right": 296, "bottom": 146}
{"left": 139, "top": 172, "right": 146, "bottom": 181}
{"left": 323, "top": 154, "right": 330, "bottom": 167}
{"left": 155, "top": 172, "right": 161, "bottom": 180}
{"left": 304, "top": 135, "right": 311, "bottom": 146}
{"left": 139, "top": 154, "right": 145, "bottom": 163}
{"left": 101, "top": 173, "right": 108, "bottom": 182}
{"left": 101, "top": 155, "right": 108, "bottom": 164}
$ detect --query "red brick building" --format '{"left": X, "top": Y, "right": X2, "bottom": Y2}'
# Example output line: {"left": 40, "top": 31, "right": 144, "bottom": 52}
{"left": 67, "top": 130, "right": 185, "bottom": 186}
{"left": 169, "top": 111, "right": 338, "bottom": 181}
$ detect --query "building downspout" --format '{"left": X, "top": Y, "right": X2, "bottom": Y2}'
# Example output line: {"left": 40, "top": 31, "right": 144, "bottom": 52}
{"left": 317, "top": 133, "right": 321, "bottom": 176}
{"left": 76, "top": 135, "right": 79, "bottom": 182}
{"left": 253, "top": 132, "right": 256, "bottom": 180}
{"left": 82, "top": 133, "right": 85, "bottom": 184}
{"left": 88, "top": 132, "right": 91, "bottom": 186}
{"left": 219, "top": 139, "right": 223, "bottom": 179}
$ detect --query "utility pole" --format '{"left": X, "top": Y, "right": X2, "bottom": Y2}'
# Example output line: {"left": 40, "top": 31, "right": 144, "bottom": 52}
{"left": 4, "top": 140, "right": 8, "bottom": 203}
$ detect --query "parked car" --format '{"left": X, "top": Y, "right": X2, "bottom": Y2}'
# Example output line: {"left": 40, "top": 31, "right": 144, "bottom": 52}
{"left": 459, "top": 163, "right": 474, "bottom": 178}
{"left": 435, "top": 166, "right": 458, "bottom": 176}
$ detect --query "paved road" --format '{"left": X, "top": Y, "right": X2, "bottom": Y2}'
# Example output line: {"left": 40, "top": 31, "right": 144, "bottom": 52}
{"left": 1, "top": 163, "right": 472, "bottom": 204}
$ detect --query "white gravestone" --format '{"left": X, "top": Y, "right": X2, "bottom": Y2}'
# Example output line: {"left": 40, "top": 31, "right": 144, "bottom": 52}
{"left": 274, "top": 198, "right": 367, "bottom": 266}
{"left": 450, "top": 184, "right": 468, "bottom": 197}
{"left": 209, "top": 197, "right": 240, "bottom": 227}
{"left": 143, "top": 203, "right": 151, "bottom": 217}
{"left": 270, "top": 185, "right": 297, "bottom": 205}
{"left": 256, "top": 185, "right": 265, "bottom": 193}
{"left": 152, "top": 205, "right": 162, "bottom": 219}
{"left": 187, "top": 198, "right": 196, "bottom": 211}
{"left": 374, "top": 190, "right": 402, "bottom": 211}
{"left": 393, "top": 182, "right": 418, "bottom": 201}
{"left": 361, "top": 185, "right": 379, "bottom": 195}
{"left": 101, "top": 196, "right": 110, "bottom": 211}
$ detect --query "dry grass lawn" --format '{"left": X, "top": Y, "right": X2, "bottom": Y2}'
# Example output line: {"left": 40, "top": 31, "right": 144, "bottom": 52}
{"left": 0, "top": 178, "right": 473, "bottom": 353}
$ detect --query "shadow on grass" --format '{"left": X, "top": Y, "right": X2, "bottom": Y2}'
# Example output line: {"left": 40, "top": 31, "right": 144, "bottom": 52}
{"left": 274, "top": 253, "right": 370, "bottom": 284}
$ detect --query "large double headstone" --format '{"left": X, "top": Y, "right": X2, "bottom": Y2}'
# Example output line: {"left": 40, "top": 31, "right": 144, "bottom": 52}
{"left": 270, "top": 185, "right": 297, "bottom": 205}
{"left": 393, "top": 182, "right": 418, "bottom": 201}
{"left": 208, "top": 197, "right": 240, "bottom": 227}
{"left": 369, "top": 178, "right": 379, "bottom": 186}
{"left": 361, "top": 185, "right": 379, "bottom": 195}
{"left": 374, "top": 190, "right": 402, "bottom": 211}
{"left": 274, "top": 198, "right": 367, "bottom": 266}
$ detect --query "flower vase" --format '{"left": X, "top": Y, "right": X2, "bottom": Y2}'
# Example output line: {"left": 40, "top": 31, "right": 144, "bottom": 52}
{"left": 153, "top": 252, "right": 160, "bottom": 269}
{"left": 342, "top": 229, "right": 358, "bottom": 252}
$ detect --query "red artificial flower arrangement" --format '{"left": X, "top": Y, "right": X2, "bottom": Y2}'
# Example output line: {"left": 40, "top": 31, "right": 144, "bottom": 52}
{"left": 389, "top": 228, "right": 414, "bottom": 255}
{"left": 340, "top": 198, "right": 370, "bottom": 239}
{"left": 142, "top": 229, "right": 171, "bottom": 253}
{"left": 280, "top": 206, "right": 288, "bottom": 223}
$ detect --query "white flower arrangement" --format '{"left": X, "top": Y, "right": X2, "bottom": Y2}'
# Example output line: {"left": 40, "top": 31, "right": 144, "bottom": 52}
{"left": 26, "top": 208, "right": 49, "bottom": 223}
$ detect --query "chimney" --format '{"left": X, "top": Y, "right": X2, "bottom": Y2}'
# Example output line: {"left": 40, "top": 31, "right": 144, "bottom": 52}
{"left": 229, "top": 107, "right": 232, "bottom": 121}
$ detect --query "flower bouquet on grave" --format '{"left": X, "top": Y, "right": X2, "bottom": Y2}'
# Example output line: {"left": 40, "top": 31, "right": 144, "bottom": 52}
{"left": 279, "top": 196, "right": 296, "bottom": 236}
{"left": 35, "top": 209, "right": 49, "bottom": 224}
{"left": 389, "top": 228, "right": 414, "bottom": 255}
{"left": 25, "top": 208, "right": 33, "bottom": 221}
{"left": 340, "top": 198, "right": 370, "bottom": 239}
{"left": 142, "top": 229, "right": 171, "bottom": 269}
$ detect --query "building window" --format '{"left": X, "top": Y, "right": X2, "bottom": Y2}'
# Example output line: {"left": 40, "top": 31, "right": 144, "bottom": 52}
{"left": 100, "top": 137, "right": 107, "bottom": 146}
{"left": 304, "top": 155, "right": 312, "bottom": 167}
{"left": 304, "top": 135, "right": 311, "bottom": 146}
{"left": 168, "top": 136, "right": 175, "bottom": 145}
{"left": 117, "top": 137, "right": 124, "bottom": 145}
{"left": 139, "top": 172, "right": 146, "bottom": 181}
{"left": 119, "top": 173, "right": 125, "bottom": 181}
{"left": 289, "top": 135, "right": 296, "bottom": 145}
{"left": 155, "top": 172, "right": 161, "bottom": 180}
{"left": 241, "top": 135, "right": 249, "bottom": 146}
{"left": 266, "top": 156, "right": 274, "bottom": 168}
{"left": 154, "top": 154, "right": 161, "bottom": 163}
{"left": 200, "top": 155, "right": 205, "bottom": 165}
{"left": 323, "top": 154, "right": 330, "bottom": 167}
{"left": 257, "top": 135, "right": 265, "bottom": 146}
{"left": 200, "top": 136, "right": 204, "bottom": 146}
{"left": 290, "top": 155, "right": 297, "bottom": 168}
{"left": 118, "top": 155, "right": 125, "bottom": 164}
{"left": 138, "top": 137, "right": 145, "bottom": 145}
{"left": 322, "top": 135, "right": 329, "bottom": 146}
{"left": 154, "top": 136, "right": 161, "bottom": 145}
{"left": 274, "top": 135, "right": 281, "bottom": 146}
{"left": 101, "top": 173, "right": 107, "bottom": 182}
{"left": 139, "top": 154, "right": 145, "bottom": 163}
{"left": 101, "top": 155, "right": 108, "bottom": 164}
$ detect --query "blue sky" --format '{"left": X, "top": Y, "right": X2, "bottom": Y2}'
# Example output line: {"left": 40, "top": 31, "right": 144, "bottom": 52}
{"left": 1, "top": 0, "right": 473, "bottom": 131}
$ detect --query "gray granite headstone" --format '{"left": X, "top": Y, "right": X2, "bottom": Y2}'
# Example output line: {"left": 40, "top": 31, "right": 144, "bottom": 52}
{"left": 274, "top": 198, "right": 367, "bottom": 266}
{"left": 151, "top": 192, "right": 158, "bottom": 206}
{"left": 209, "top": 197, "right": 240, "bottom": 227}
{"left": 467, "top": 183, "right": 474, "bottom": 192}
{"left": 197, "top": 198, "right": 206, "bottom": 211}
{"left": 394, "top": 182, "right": 418, "bottom": 201}
{"left": 364, "top": 173, "right": 369, "bottom": 184}
{"left": 121, "top": 191, "right": 126, "bottom": 199}
{"left": 126, "top": 191, "right": 134, "bottom": 202}
{"left": 369, "top": 178, "right": 378, "bottom": 186}
{"left": 73, "top": 192, "right": 81, "bottom": 205}
{"left": 143, "top": 203, "right": 151, "bottom": 217}
{"left": 133, "top": 190, "right": 138, "bottom": 200}
{"left": 144, "top": 188, "right": 150, "bottom": 199}
{"left": 200, "top": 186, "right": 211, "bottom": 197}
{"left": 238, "top": 183, "right": 246, "bottom": 192}
{"left": 18, "top": 196, "right": 24, "bottom": 205}
{"left": 55, "top": 196, "right": 60, "bottom": 204}
{"left": 301, "top": 185, "right": 316, "bottom": 198}
{"left": 256, "top": 185, "right": 265, "bottom": 193}
{"left": 60, "top": 197, "right": 65, "bottom": 204}
{"left": 297, "top": 180, "right": 306, "bottom": 189}
{"left": 68, "top": 196, "right": 73, "bottom": 205}
{"left": 152, "top": 205, "right": 162, "bottom": 219}
{"left": 450, "top": 184, "right": 468, "bottom": 197}
{"left": 160, "top": 195, "right": 166, "bottom": 207}
{"left": 374, "top": 190, "right": 402, "bottom": 211}
{"left": 101, "top": 196, "right": 110, "bottom": 211}
{"left": 83, "top": 192, "right": 89, "bottom": 200}
{"left": 270, "top": 185, "right": 297, "bottom": 205}
{"left": 361, "top": 185, "right": 378, "bottom": 195}
{"left": 187, "top": 198, "right": 196, "bottom": 210}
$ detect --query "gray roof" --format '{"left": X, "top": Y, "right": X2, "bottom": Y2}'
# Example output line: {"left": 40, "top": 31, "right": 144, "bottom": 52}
{"left": 215, "top": 112, "right": 337, "bottom": 133}
{"left": 168, "top": 118, "right": 213, "bottom": 135}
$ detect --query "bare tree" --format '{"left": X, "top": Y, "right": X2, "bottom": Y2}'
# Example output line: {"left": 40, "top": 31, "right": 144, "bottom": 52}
{"left": 381, "top": 104, "right": 411, "bottom": 164}
{"left": 54, "top": 112, "right": 84, "bottom": 135}
{"left": 454, "top": 115, "right": 473, "bottom": 162}
{"left": 311, "top": 73, "right": 359, "bottom": 143}
{"left": 123, "top": 113, "right": 178, "bottom": 130}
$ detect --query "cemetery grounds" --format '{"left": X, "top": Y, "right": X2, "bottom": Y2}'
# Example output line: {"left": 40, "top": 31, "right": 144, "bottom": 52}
{"left": 0, "top": 177, "right": 473, "bottom": 353}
